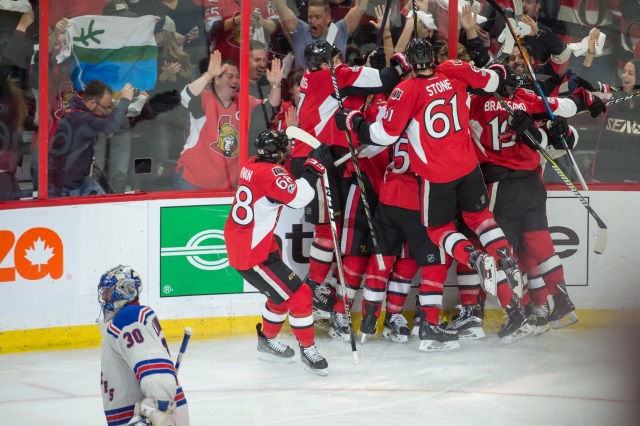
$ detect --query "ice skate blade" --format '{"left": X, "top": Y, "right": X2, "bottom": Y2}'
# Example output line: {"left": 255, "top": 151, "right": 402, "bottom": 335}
{"left": 257, "top": 353, "right": 296, "bottom": 364}
{"left": 304, "top": 365, "right": 328, "bottom": 377}
{"left": 328, "top": 328, "right": 351, "bottom": 342}
{"left": 382, "top": 328, "right": 408, "bottom": 343}
{"left": 313, "top": 308, "right": 331, "bottom": 320}
{"left": 418, "top": 339, "right": 461, "bottom": 352}
{"left": 500, "top": 324, "right": 535, "bottom": 344}
{"left": 534, "top": 324, "right": 549, "bottom": 335}
{"left": 551, "top": 312, "right": 578, "bottom": 329}
{"left": 360, "top": 333, "right": 374, "bottom": 344}
{"left": 456, "top": 327, "right": 485, "bottom": 339}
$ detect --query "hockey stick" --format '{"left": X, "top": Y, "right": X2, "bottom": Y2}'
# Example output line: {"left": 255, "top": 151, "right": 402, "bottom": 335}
{"left": 493, "top": 92, "right": 607, "bottom": 254}
{"left": 412, "top": 0, "right": 419, "bottom": 36}
{"left": 574, "top": 90, "right": 640, "bottom": 116}
{"left": 485, "top": 0, "right": 589, "bottom": 191}
{"left": 286, "top": 126, "right": 365, "bottom": 166}
{"left": 285, "top": 126, "right": 360, "bottom": 365}
{"left": 174, "top": 327, "right": 193, "bottom": 374}
{"left": 326, "top": 23, "right": 386, "bottom": 271}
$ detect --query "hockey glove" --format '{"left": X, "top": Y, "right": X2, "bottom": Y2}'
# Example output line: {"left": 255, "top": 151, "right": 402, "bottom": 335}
{"left": 489, "top": 64, "right": 517, "bottom": 97}
{"left": 390, "top": 52, "right": 412, "bottom": 77}
{"left": 368, "top": 50, "right": 386, "bottom": 70}
{"left": 335, "top": 109, "right": 365, "bottom": 133}
{"left": 573, "top": 87, "right": 606, "bottom": 117}
{"left": 546, "top": 117, "right": 575, "bottom": 149}
{"left": 507, "top": 110, "right": 542, "bottom": 150}
{"left": 304, "top": 143, "right": 334, "bottom": 176}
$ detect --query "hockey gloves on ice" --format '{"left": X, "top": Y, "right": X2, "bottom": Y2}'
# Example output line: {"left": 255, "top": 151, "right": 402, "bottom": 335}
{"left": 572, "top": 87, "right": 606, "bottom": 117}
{"left": 390, "top": 53, "right": 412, "bottom": 77}
{"left": 335, "top": 109, "right": 365, "bottom": 133}
{"left": 304, "top": 143, "right": 334, "bottom": 177}
{"left": 508, "top": 110, "right": 543, "bottom": 150}
{"left": 368, "top": 50, "right": 386, "bottom": 70}
{"left": 546, "top": 117, "right": 575, "bottom": 149}
{"left": 489, "top": 64, "right": 517, "bottom": 97}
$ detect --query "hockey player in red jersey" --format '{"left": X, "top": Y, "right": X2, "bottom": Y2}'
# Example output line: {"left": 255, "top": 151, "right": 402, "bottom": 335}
{"left": 224, "top": 130, "right": 335, "bottom": 376}
{"left": 98, "top": 265, "right": 189, "bottom": 426}
{"left": 460, "top": 73, "right": 605, "bottom": 334}
{"left": 174, "top": 50, "right": 283, "bottom": 191}
{"left": 290, "top": 40, "right": 412, "bottom": 341}
{"left": 335, "top": 37, "right": 534, "bottom": 342}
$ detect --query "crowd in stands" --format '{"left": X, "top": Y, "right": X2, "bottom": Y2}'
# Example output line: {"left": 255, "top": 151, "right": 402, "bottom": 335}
{"left": 0, "top": 0, "right": 638, "bottom": 200}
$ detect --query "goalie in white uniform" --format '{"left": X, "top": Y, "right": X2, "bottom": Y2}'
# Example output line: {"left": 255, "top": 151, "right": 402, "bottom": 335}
{"left": 98, "top": 265, "right": 190, "bottom": 426}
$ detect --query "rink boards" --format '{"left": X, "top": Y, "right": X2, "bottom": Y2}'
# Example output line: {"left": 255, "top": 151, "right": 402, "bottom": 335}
{"left": 0, "top": 191, "right": 639, "bottom": 353}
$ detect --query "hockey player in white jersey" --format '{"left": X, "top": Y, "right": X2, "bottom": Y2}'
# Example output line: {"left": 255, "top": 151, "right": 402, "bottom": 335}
{"left": 98, "top": 265, "right": 189, "bottom": 426}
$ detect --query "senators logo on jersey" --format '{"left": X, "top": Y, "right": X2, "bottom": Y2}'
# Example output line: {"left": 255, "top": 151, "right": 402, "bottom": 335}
{"left": 210, "top": 116, "right": 239, "bottom": 158}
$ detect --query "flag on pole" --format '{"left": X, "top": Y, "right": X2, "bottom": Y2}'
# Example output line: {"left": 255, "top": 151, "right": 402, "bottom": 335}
{"left": 57, "top": 15, "right": 158, "bottom": 92}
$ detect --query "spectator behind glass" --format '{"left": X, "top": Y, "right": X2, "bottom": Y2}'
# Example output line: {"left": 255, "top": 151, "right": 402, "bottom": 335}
{"left": 173, "top": 51, "right": 283, "bottom": 191}
{"left": 248, "top": 41, "right": 278, "bottom": 154}
{"left": 274, "top": 0, "right": 369, "bottom": 69}
{"left": 202, "top": 0, "right": 279, "bottom": 67}
{"left": 132, "top": 15, "right": 193, "bottom": 191}
{"left": 48, "top": 80, "right": 134, "bottom": 197}
{"left": 590, "top": 59, "right": 640, "bottom": 183}
{"left": 0, "top": 67, "right": 28, "bottom": 201}
{"left": 132, "top": 0, "right": 207, "bottom": 75}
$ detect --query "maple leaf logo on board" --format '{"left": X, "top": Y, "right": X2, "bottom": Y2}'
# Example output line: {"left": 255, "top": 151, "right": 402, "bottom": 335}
{"left": 24, "top": 238, "right": 55, "bottom": 272}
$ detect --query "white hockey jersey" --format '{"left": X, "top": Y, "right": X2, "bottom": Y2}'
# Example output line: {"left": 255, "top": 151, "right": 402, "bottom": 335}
{"left": 100, "top": 304, "right": 189, "bottom": 425}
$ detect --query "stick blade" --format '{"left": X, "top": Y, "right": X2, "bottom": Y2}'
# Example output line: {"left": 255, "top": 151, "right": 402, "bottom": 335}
{"left": 285, "top": 126, "right": 321, "bottom": 149}
{"left": 327, "top": 23, "right": 338, "bottom": 46}
{"left": 594, "top": 227, "right": 607, "bottom": 254}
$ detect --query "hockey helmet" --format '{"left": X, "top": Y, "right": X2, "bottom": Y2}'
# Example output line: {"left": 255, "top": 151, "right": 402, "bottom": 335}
{"left": 304, "top": 40, "right": 332, "bottom": 71}
{"left": 255, "top": 129, "right": 290, "bottom": 163}
{"left": 404, "top": 37, "right": 435, "bottom": 70}
{"left": 98, "top": 265, "right": 142, "bottom": 321}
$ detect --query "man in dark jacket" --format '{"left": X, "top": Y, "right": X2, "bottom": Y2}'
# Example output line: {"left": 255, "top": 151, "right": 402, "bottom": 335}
{"left": 48, "top": 80, "right": 134, "bottom": 197}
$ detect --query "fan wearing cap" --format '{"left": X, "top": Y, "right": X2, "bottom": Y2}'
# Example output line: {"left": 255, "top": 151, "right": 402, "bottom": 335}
{"left": 173, "top": 50, "right": 284, "bottom": 190}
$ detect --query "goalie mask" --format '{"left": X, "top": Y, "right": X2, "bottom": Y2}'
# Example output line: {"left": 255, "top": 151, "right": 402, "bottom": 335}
{"left": 404, "top": 37, "right": 435, "bottom": 70}
{"left": 255, "top": 130, "right": 290, "bottom": 164}
{"left": 98, "top": 265, "right": 142, "bottom": 321}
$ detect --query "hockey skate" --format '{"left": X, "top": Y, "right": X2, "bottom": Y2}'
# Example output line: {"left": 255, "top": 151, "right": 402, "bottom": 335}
{"left": 360, "top": 304, "right": 378, "bottom": 344}
{"left": 469, "top": 251, "right": 497, "bottom": 296}
{"left": 308, "top": 279, "right": 336, "bottom": 320}
{"left": 442, "top": 304, "right": 485, "bottom": 339}
{"left": 329, "top": 311, "right": 351, "bottom": 342}
{"left": 418, "top": 321, "right": 460, "bottom": 352}
{"left": 256, "top": 323, "right": 295, "bottom": 363}
{"left": 498, "top": 298, "right": 535, "bottom": 343}
{"left": 497, "top": 248, "right": 524, "bottom": 298}
{"left": 411, "top": 314, "right": 420, "bottom": 337}
{"left": 300, "top": 344, "right": 328, "bottom": 376}
{"left": 382, "top": 312, "right": 410, "bottom": 344}
{"left": 533, "top": 303, "right": 550, "bottom": 335}
{"left": 549, "top": 282, "right": 579, "bottom": 329}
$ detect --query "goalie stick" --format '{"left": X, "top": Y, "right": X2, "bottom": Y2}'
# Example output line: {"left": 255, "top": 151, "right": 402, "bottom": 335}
{"left": 326, "top": 22, "right": 386, "bottom": 272}
{"left": 492, "top": 92, "right": 607, "bottom": 254}
{"left": 175, "top": 326, "right": 193, "bottom": 374}
{"left": 284, "top": 126, "right": 360, "bottom": 365}
{"left": 485, "top": 0, "right": 589, "bottom": 191}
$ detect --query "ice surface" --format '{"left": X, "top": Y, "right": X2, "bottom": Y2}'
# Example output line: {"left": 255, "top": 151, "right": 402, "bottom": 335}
{"left": 1, "top": 326, "right": 639, "bottom": 425}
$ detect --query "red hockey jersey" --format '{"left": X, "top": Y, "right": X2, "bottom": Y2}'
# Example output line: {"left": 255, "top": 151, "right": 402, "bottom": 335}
{"left": 365, "top": 60, "right": 501, "bottom": 183}
{"left": 224, "top": 158, "right": 316, "bottom": 270}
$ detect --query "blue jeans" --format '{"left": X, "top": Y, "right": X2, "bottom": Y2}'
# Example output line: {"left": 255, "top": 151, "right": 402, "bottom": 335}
{"left": 50, "top": 175, "right": 106, "bottom": 197}
{"left": 173, "top": 168, "right": 202, "bottom": 191}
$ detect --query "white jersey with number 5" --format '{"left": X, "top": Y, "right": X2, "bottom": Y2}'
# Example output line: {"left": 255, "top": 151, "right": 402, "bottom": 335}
{"left": 224, "top": 157, "right": 316, "bottom": 270}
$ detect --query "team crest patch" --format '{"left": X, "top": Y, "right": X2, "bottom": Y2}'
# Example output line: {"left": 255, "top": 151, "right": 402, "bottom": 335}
{"left": 287, "top": 183, "right": 297, "bottom": 194}
{"left": 390, "top": 88, "right": 403, "bottom": 100}
{"left": 272, "top": 167, "right": 287, "bottom": 176}
{"left": 209, "top": 115, "right": 239, "bottom": 158}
